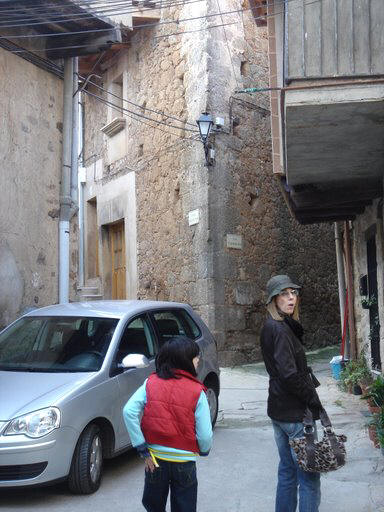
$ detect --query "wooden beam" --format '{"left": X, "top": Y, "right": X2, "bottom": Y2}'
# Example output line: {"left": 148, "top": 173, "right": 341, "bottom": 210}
{"left": 290, "top": 188, "right": 378, "bottom": 209}
{"left": 297, "top": 214, "right": 356, "bottom": 224}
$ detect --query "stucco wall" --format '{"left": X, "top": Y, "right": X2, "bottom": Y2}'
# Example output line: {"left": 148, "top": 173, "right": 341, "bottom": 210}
{"left": 0, "top": 49, "right": 75, "bottom": 327}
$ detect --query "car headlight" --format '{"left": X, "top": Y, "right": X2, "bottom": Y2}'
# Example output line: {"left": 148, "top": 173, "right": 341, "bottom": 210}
{"left": 3, "top": 407, "right": 61, "bottom": 438}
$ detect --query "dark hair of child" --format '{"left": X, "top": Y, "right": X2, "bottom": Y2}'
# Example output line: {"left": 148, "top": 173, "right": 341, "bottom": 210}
{"left": 155, "top": 336, "right": 200, "bottom": 379}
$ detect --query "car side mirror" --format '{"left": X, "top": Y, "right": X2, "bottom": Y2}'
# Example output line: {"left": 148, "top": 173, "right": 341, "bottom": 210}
{"left": 121, "top": 353, "right": 150, "bottom": 369}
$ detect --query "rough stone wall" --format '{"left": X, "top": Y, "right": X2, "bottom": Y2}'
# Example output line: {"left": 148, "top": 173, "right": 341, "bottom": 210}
{"left": 0, "top": 48, "right": 77, "bottom": 327}
{"left": 82, "top": 2, "right": 340, "bottom": 365}
{"left": 135, "top": 3, "right": 210, "bottom": 306}
{"left": 204, "top": 0, "right": 340, "bottom": 364}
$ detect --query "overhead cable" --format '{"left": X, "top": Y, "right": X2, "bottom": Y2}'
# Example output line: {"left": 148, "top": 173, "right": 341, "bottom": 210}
{"left": 0, "top": 0, "right": 196, "bottom": 14}
{"left": 80, "top": 75, "right": 197, "bottom": 129}
{"left": 0, "top": 0, "right": 311, "bottom": 31}
{"left": 0, "top": 0, "right": 205, "bottom": 27}
{"left": 83, "top": 88, "right": 199, "bottom": 134}
{"left": 1, "top": 0, "right": 321, "bottom": 51}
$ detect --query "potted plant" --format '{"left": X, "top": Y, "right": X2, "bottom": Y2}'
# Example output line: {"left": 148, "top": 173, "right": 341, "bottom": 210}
{"left": 368, "top": 407, "right": 384, "bottom": 452}
{"left": 367, "top": 419, "right": 380, "bottom": 448}
{"left": 361, "top": 375, "right": 384, "bottom": 413}
{"left": 340, "top": 356, "right": 371, "bottom": 395}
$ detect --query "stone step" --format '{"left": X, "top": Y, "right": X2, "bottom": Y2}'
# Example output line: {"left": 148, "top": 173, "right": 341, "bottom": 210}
{"left": 79, "top": 294, "right": 103, "bottom": 301}
{"left": 77, "top": 286, "right": 99, "bottom": 293}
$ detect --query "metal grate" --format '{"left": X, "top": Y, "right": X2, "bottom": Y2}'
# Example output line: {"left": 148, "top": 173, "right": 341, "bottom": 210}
{"left": 0, "top": 462, "right": 48, "bottom": 481}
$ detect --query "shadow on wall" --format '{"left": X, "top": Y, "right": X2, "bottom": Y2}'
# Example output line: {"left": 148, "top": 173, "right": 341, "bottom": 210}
{"left": 0, "top": 242, "right": 23, "bottom": 329}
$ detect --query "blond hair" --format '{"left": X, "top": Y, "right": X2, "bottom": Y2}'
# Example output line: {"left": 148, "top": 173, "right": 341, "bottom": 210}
{"left": 266, "top": 296, "right": 300, "bottom": 321}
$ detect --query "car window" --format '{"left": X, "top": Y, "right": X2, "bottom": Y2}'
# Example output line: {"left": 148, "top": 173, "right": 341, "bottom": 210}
{"left": 152, "top": 309, "right": 201, "bottom": 343}
{"left": 179, "top": 310, "right": 201, "bottom": 339}
{"left": 115, "top": 315, "right": 155, "bottom": 362}
{"left": 0, "top": 316, "right": 118, "bottom": 372}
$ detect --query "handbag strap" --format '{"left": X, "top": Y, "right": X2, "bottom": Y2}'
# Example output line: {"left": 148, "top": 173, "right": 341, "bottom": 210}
{"left": 302, "top": 409, "right": 317, "bottom": 470}
{"left": 303, "top": 406, "right": 331, "bottom": 429}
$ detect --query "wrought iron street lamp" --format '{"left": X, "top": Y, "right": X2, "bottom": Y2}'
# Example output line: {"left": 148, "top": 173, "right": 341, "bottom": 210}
{"left": 196, "top": 112, "right": 214, "bottom": 166}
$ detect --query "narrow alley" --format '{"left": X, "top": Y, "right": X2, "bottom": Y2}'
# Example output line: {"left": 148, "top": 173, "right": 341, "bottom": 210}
{"left": 1, "top": 349, "right": 383, "bottom": 512}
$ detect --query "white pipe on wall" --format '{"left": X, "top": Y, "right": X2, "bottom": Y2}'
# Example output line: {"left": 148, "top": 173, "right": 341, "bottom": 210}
{"left": 78, "top": 91, "right": 85, "bottom": 287}
{"left": 59, "top": 220, "right": 70, "bottom": 303}
{"left": 59, "top": 58, "right": 74, "bottom": 304}
{"left": 71, "top": 57, "right": 79, "bottom": 205}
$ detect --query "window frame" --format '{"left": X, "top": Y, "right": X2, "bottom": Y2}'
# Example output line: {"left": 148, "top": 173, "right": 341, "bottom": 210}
{"left": 149, "top": 308, "right": 202, "bottom": 343}
{"left": 109, "top": 312, "right": 157, "bottom": 377}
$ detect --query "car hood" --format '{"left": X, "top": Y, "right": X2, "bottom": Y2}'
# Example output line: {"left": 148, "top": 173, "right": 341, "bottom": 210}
{"left": 0, "top": 371, "right": 96, "bottom": 420}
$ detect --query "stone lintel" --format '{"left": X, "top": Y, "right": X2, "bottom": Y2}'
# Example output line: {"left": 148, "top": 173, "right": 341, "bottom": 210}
{"left": 101, "top": 117, "right": 126, "bottom": 137}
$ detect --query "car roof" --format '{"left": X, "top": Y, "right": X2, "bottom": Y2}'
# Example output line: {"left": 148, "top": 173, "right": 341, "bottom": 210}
{"left": 24, "top": 300, "right": 190, "bottom": 320}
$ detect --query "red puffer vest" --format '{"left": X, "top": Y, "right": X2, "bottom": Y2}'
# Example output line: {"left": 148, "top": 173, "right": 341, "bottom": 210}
{"left": 141, "top": 370, "right": 206, "bottom": 453}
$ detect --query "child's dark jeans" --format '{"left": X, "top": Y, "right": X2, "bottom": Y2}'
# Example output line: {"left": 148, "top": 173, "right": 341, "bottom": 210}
{"left": 142, "top": 459, "right": 197, "bottom": 512}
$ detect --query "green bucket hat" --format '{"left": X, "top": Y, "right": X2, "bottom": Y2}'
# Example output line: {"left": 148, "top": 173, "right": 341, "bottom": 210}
{"left": 266, "top": 274, "right": 301, "bottom": 304}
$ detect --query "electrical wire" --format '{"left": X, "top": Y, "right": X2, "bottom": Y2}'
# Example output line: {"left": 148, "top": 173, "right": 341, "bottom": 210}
{"left": 80, "top": 75, "right": 197, "bottom": 129}
{"left": 153, "top": 21, "right": 237, "bottom": 40}
{"left": 0, "top": 0, "right": 317, "bottom": 32}
{"left": 0, "top": 0, "right": 198, "bottom": 15}
{"left": 84, "top": 132, "right": 199, "bottom": 183}
{"left": 0, "top": 0, "right": 205, "bottom": 27}
{"left": 83, "top": 88, "right": 199, "bottom": 138}
{"left": 2, "top": 0, "right": 323, "bottom": 55}
{"left": 5, "top": 20, "right": 239, "bottom": 53}
{"left": 0, "top": 0, "right": 201, "bottom": 18}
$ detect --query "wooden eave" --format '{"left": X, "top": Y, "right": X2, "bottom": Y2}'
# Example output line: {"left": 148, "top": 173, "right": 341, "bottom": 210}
{"left": 79, "top": 12, "right": 160, "bottom": 76}
{"left": 285, "top": 177, "right": 383, "bottom": 225}
{"left": 0, "top": 0, "right": 121, "bottom": 59}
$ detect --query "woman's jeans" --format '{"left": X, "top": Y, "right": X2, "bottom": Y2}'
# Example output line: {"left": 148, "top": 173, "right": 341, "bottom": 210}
{"left": 272, "top": 420, "right": 321, "bottom": 512}
{"left": 142, "top": 459, "right": 197, "bottom": 512}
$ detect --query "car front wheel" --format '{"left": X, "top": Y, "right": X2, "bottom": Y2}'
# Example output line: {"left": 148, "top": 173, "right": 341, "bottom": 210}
{"left": 68, "top": 423, "right": 103, "bottom": 494}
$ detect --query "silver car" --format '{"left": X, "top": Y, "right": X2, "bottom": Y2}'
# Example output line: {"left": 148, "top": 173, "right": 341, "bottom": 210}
{"left": 0, "top": 301, "right": 220, "bottom": 494}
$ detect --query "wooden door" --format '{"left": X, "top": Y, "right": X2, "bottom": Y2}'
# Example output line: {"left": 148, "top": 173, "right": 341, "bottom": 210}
{"left": 110, "top": 222, "right": 126, "bottom": 300}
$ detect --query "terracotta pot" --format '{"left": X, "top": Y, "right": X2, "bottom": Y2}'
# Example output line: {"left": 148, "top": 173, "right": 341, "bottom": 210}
{"left": 368, "top": 425, "right": 380, "bottom": 449}
{"left": 369, "top": 404, "right": 381, "bottom": 414}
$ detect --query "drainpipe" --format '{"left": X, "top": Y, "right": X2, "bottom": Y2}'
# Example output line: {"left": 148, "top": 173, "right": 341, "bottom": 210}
{"left": 59, "top": 58, "right": 74, "bottom": 304}
{"left": 78, "top": 92, "right": 85, "bottom": 288}
{"left": 334, "top": 222, "right": 346, "bottom": 340}
{"left": 70, "top": 57, "right": 79, "bottom": 207}
{"left": 344, "top": 221, "right": 357, "bottom": 360}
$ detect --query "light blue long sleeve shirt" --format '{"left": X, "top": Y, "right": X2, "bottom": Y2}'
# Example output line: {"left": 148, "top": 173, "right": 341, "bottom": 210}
{"left": 123, "top": 379, "right": 213, "bottom": 462}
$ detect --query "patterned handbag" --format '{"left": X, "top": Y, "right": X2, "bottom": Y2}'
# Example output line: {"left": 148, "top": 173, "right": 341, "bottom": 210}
{"left": 289, "top": 408, "right": 347, "bottom": 473}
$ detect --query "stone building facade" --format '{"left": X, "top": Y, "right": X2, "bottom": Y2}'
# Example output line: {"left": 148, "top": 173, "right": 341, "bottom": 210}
{"left": 0, "top": 1, "right": 120, "bottom": 329}
{"left": 82, "top": 1, "right": 340, "bottom": 365}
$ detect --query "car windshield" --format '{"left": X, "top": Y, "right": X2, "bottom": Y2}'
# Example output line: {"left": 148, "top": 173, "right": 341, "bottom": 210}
{"left": 0, "top": 316, "right": 118, "bottom": 372}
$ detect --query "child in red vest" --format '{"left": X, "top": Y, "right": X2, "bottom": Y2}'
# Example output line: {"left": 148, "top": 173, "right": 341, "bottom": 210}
{"left": 123, "top": 336, "right": 213, "bottom": 512}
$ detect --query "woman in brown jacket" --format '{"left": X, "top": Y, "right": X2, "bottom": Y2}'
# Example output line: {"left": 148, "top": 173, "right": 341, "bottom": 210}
{"left": 260, "top": 275, "right": 322, "bottom": 512}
